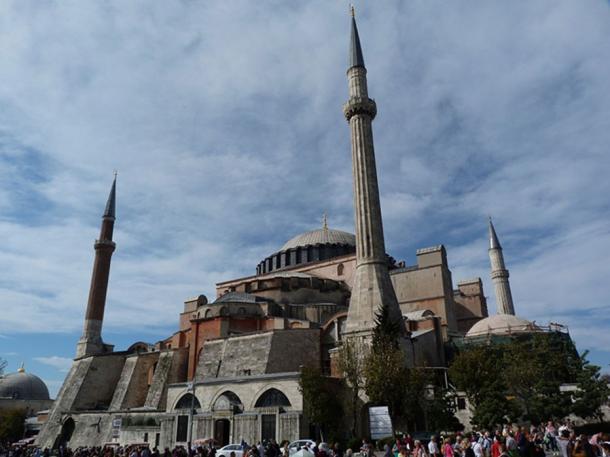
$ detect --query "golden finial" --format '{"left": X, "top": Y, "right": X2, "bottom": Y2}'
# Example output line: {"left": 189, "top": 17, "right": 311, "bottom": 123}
{"left": 350, "top": 5, "right": 355, "bottom": 18}
{"left": 18, "top": 362, "right": 25, "bottom": 373}
{"left": 322, "top": 212, "right": 328, "bottom": 231}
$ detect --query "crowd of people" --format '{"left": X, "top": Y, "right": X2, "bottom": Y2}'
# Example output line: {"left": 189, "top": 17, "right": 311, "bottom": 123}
{"left": 383, "top": 422, "right": 610, "bottom": 457}
{"left": 2, "top": 421, "right": 610, "bottom": 457}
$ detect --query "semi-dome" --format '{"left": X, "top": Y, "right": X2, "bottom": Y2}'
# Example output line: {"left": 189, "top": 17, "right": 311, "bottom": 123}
{"left": 466, "top": 314, "right": 538, "bottom": 338}
{"left": 0, "top": 367, "right": 50, "bottom": 401}
{"left": 281, "top": 228, "right": 355, "bottom": 251}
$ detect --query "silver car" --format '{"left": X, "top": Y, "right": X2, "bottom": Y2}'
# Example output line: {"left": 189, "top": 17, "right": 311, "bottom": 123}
{"left": 217, "top": 444, "right": 245, "bottom": 457}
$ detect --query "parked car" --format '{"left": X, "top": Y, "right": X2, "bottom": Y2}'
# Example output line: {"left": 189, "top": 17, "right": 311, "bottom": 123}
{"left": 287, "top": 440, "right": 316, "bottom": 455}
{"left": 217, "top": 444, "right": 245, "bottom": 457}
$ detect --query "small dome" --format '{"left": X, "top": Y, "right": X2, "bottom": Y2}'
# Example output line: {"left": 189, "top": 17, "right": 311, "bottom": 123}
{"left": 466, "top": 314, "right": 538, "bottom": 338}
{"left": 0, "top": 369, "right": 50, "bottom": 401}
{"left": 281, "top": 228, "right": 355, "bottom": 251}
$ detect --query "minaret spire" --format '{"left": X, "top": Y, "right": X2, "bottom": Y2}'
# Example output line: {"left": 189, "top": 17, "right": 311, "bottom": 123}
{"left": 76, "top": 176, "right": 117, "bottom": 358}
{"left": 488, "top": 218, "right": 515, "bottom": 315}
{"left": 343, "top": 14, "right": 404, "bottom": 336}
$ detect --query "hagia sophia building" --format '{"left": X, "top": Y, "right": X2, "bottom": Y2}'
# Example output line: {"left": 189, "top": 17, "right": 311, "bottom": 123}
{"left": 34, "top": 14, "right": 572, "bottom": 449}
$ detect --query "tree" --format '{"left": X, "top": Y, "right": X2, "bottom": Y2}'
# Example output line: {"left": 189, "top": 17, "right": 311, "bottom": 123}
{"left": 364, "top": 337, "right": 409, "bottom": 427}
{"left": 0, "top": 408, "right": 26, "bottom": 443}
{"left": 336, "top": 337, "right": 367, "bottom": 437}
{"left": 0, "top": 358, "right": 6, "bottom": 376}
{"left": 298, "top": 366, "right": 343, "bottom": 442}
{"left": 449, "top": 333, "right": 599, "bottom": 428}
{"left": 572, "top": 352, "right": 610, "bottom": 422}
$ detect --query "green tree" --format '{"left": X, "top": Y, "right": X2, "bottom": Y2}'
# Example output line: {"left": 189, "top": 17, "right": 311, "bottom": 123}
{"left": 0, "top": 408, "right": 26, "bottom": 442}
{"left": 298, "top": 366, "right": 343, "bottom": 442}
{"left": 364, "top": 337, "right": 409, "bottom": 426}
{"left": 337, "top": 337, "right": 367, "bottom": 438}
{"left": 572, "top": 352, "right": 610, "bottom": 422}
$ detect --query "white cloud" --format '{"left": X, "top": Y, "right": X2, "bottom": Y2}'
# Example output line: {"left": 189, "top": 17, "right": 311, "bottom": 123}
{"left": 34, "top": 356, "right": 73, "bottom": 373}
{"left": 0, "top": 1, "right": 608, "bottom": 369}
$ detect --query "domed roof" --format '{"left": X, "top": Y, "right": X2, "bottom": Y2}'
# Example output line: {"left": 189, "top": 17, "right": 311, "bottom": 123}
{"left": 466, "top": 314, "right": 538, "bottom": 338}
{"left": 281, "top": 228, "right": 356, "bottom": 251}
{"left": 0, "top": 367, "right": 50, "bottom": 401}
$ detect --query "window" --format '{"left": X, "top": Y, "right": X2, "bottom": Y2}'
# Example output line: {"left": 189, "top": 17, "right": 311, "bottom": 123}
{"left": 176, "top": 415, "right": 188, "bottom": 442}
{"left": 254, "top": 388, "right": 291, "bottom": 408}
{"left": 457, "top": 397, "right": 466, "bottom": 410}
{"left": 337, "top": 263, "right": 344, "bottom": 276}
{"left": 144, "top": 432, "right": 148, "bottom": 443}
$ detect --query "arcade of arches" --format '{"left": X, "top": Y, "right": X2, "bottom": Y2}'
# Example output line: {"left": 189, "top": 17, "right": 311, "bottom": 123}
{"left": 171, "top": 384, "right": 302, "bottom": 446}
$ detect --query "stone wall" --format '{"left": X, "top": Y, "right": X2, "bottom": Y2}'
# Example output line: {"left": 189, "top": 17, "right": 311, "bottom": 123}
{"left": 72, "top": 355, "right": 125, "bottom": 411}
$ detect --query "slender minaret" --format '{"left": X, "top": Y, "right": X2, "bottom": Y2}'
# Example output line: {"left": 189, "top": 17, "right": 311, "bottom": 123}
{"left": 343, "top": 11, "right": 404, "bottom": 336}
{"left": 488, "top": 218, "right": 515, "bottom": 315}
{"left": 76, "top": 176, "right": 117, "bottom": 358}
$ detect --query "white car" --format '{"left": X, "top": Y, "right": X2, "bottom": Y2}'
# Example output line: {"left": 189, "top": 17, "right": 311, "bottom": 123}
{"left": 287, "top": 440, "right": 316, "bottom": 455}
{"left": 217, "top": 444, "right": 245, "bottom": 457}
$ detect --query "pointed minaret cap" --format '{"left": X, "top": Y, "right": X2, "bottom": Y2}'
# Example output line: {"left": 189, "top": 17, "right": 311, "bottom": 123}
{"left": 488, "top": 217, "right": 502, "bottom": 250}
{"left": 103, "top": 173, "right": 117, "bottom": 219}
{"left": 349, "top": 8, "right": 365, "bottom": 69}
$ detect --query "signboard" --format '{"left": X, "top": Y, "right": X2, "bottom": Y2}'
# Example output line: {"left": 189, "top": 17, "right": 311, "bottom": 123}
{"left": 369, "top": 406, "right": 393, "bottom": 439}
{"left": 112, "top": 418, "right": 122, "bottom": 428}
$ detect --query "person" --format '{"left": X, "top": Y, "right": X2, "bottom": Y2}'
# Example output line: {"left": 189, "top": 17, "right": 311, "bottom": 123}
{"left": 429, "top": 437, "right": 440, "bottom": 457}
{"left": 413, "top": 441, "right": 427, "bottom": 457}
{"left": 444, "top": 439, "right": 454, "bottom": 457}
{"left": 383, "top": 444, "right": 393, "bottom": 457}
{"left": 463, "top": 440, "right": 475, "bottom": 457}
{"left": 473, "top": 438, "right": 483, "bottom": 457}
{"left": 557, "top": 430, "right": 572, "bottom": 457}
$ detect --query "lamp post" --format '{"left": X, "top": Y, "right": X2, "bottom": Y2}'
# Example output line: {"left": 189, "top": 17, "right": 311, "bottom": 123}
{"left": 187, "top": 381, "right": 196, "bottom": 450}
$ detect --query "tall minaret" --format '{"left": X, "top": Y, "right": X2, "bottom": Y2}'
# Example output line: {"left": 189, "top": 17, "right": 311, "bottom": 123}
{"left": 488, "top": 218, "right": 515, "bottom": 315}
{"left": 343, "top": 11, "right": 404, "bottom": 336}
{"left": 76, "top": 176, "right": 117, "bottom": 358}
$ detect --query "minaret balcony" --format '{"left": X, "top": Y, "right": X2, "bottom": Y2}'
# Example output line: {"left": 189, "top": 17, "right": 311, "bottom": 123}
{"left": 94, "top": 239, "right": 117, "bottom": 250}
{"left": 343, "top": 96, "right": 377, "bottom": 120}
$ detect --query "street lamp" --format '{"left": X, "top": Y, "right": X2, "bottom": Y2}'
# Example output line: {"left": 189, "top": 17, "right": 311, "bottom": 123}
{"left": 187, "top": 381, "right": 196, "bottom": 450}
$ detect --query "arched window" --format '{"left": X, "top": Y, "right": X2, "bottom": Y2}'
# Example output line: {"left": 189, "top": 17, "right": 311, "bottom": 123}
{"left": 254, "top": 388, "right": 291, "bottom": 408}
{"left": 213, "top": 391, "right": 244, "bottom": 413}
{"left": 337, "top": 263, "right": 344, "bottom": 276}
{"left": 175, "top": 393, "right": 201, "bottom": 411}
{"left": 204, "top": 309, "right": 212, "bottom": 319}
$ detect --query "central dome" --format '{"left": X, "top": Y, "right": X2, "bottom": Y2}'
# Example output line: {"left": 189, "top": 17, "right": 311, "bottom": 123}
{"left": 281, "top": 228, "right": 355, "bottom": 251}
{"left": 256, "top": 225, "right": 356, "bottom": 276}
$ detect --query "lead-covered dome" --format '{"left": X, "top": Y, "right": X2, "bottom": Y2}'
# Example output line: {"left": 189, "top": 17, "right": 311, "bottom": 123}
{"left": 466, "top": 314, "right": 538, "bottom": 338}
{"left": 257, "top": 225, "right": 356, "bottom": 276}
{"left": 0, "top": 368, "right": 50, "bottom": 400}
{"left": 281, "top": 228, "right": 355, "bottom": 251}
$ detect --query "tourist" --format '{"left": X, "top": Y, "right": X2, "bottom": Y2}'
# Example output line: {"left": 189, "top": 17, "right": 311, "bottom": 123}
{"left": 429, "top": 437, "right": 440, "bottom": 457}
{"left": 462, "top": 439, "right": 475, "bottom": 457}
{"left": 443, "top": 438, "right": 454, "bottom": 457}
{"left": 413, "top": 441, "right": 427, "bottom": 457}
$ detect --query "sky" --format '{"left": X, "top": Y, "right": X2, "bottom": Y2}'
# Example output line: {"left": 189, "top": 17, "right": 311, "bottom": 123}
{"left": 0, "top": 1, "right": 609, "bottom": 398}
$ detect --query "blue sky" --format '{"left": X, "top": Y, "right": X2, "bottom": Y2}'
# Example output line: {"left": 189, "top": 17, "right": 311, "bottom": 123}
{"left": 0, "top": 1, "right": 609, "bottom": 397}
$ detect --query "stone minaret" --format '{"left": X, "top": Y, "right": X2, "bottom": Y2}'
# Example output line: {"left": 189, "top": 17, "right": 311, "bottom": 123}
{"left": 488, "top": 218, "right": 515, "bottom": 315}
{"left": 343, "top": 13, "right": 404, "bottom": 336}
{"left": 76, "top": 176, "right": 117, "bottom": 358}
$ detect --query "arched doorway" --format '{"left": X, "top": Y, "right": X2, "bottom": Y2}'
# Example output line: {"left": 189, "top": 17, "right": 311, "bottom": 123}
{"left": 214, "top": 419, "right": 231, "bottom": 446}
{"left": 254, "top": 389, "right": 291, "bottom": 441}
{"left": 174, "top": 393, "right": 202, "bottom": 443}
{"left": 55, "top": 417, "right": 75, "bottom": 449}
{"left": 212, "top": 391, "right": 243, "bottom": 446}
